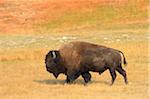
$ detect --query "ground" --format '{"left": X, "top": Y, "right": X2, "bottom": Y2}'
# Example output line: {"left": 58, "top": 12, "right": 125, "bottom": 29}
{"left": 0, "top": 0, "right": 149, "bottom": 99}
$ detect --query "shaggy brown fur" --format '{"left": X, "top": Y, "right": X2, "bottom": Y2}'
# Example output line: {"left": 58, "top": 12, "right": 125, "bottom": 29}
{"left": 45, "top": 41, "right": 128, "bottom": 85}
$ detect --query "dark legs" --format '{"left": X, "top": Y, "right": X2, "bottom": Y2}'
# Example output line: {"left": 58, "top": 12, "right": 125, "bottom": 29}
{"left": 65, "top": 65, "right": 127, "bottom": 85}
{"left": 109, "top": 68, "right": 117, "bottom": 85}
{"left": 65, "top": 70, "right": 91, "bottom": 85}
{"left": 108, "top": 64, "right": 128, "bottom": 85}
{"left": 81, "top": 72, "right": 91, "bottom": 84}
{"left": 66, "top": 70, "right": 81, "bottom": 84}
{"left": 66, "top": 76, "right": 70, "bottom": 83}
{"left": 116, "top": 65, "right": 128, "bottom": 84}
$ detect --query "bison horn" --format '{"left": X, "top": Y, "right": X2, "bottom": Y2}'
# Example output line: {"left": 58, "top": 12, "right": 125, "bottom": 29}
{"left": 52, "top": 51, "right": 57, "bottom": 59}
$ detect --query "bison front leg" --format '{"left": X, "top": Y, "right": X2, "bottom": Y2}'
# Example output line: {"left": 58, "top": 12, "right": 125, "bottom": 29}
{"left": 66, "top": 70, "right": 81, "bottom": 84}
{"left": 81, "top": 72, "right": 91, "bottom": 84}
{"left": 65, "top": 76, "right": 70, "bottom": 83}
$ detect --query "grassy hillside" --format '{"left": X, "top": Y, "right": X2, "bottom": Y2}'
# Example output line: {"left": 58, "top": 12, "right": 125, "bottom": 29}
{"left": 0, "top": 0, "right": 149, "bottom": 34}
{"left": 38, "top": 0, "right": 148, "bottom": 31}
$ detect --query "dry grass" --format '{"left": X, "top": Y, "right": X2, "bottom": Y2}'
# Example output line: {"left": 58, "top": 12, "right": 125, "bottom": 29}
{"left": 0, "top": 0, "right": 149, "bottom": 99}
{"left": 0, "top": 32, "right": 148, "bottom": 99}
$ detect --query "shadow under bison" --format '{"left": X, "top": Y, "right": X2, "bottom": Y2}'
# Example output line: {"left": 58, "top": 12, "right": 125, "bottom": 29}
{"left": 34, "top": 79, "right": 109, "bottom": 85}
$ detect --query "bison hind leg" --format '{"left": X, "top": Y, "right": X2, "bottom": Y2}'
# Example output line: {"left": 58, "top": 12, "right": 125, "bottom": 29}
{"left": 109, "top": 68, "right": 117, "bottom": 85}
{"left": 65, "top": 76, "right": 71, "bottom": 83}
{"left": 116, "top": 65, "right": 128, "bottom": 84}
{"left": 81, "top": 72, "right": 91, "bottom": 84}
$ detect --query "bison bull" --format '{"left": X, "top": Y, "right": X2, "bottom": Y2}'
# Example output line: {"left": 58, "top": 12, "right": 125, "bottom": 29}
{"left": 45, "top": 41, "right": 128, "bottom": 85}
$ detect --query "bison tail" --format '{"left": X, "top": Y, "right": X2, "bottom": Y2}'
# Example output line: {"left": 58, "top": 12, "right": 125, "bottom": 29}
{"left": 123, "top": 56, "right": 127, "bottom": 66}
{"left": 118, "top": 50, "right": 127, "bottom": 66}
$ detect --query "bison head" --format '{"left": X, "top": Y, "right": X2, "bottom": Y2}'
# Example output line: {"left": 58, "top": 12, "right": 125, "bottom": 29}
{"left": 45, "top": 50, "right": 65, "bottom": 78}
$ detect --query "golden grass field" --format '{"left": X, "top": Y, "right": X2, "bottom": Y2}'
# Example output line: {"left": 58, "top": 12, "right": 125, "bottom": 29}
{"left": 0, "top": 0, "right": 149, "bottom": 99}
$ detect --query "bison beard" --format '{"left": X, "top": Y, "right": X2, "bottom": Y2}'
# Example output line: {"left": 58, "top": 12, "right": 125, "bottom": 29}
{"left": 45, "top": 41, "right": 128, "bottom": 85}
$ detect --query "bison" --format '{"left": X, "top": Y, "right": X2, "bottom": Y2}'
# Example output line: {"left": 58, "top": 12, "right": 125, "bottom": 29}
{"left": 45, "top": 41, "right": 128, "bottom": 85}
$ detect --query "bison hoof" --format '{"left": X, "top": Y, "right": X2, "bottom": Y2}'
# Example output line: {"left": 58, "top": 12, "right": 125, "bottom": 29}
{"left": 63, "top": 83, "right": 67, "bottom": 85}
{"left": 84, "top": 83, "right": 89, "bottom": 86}
{"left": 110, "top": 82, "right": 115, "bottom": 86}
{"left": 84, "top": 81, "right": 91, "bottom": 86}
{"left": 125, "top": 81, "right": 128, "bottom": 85}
